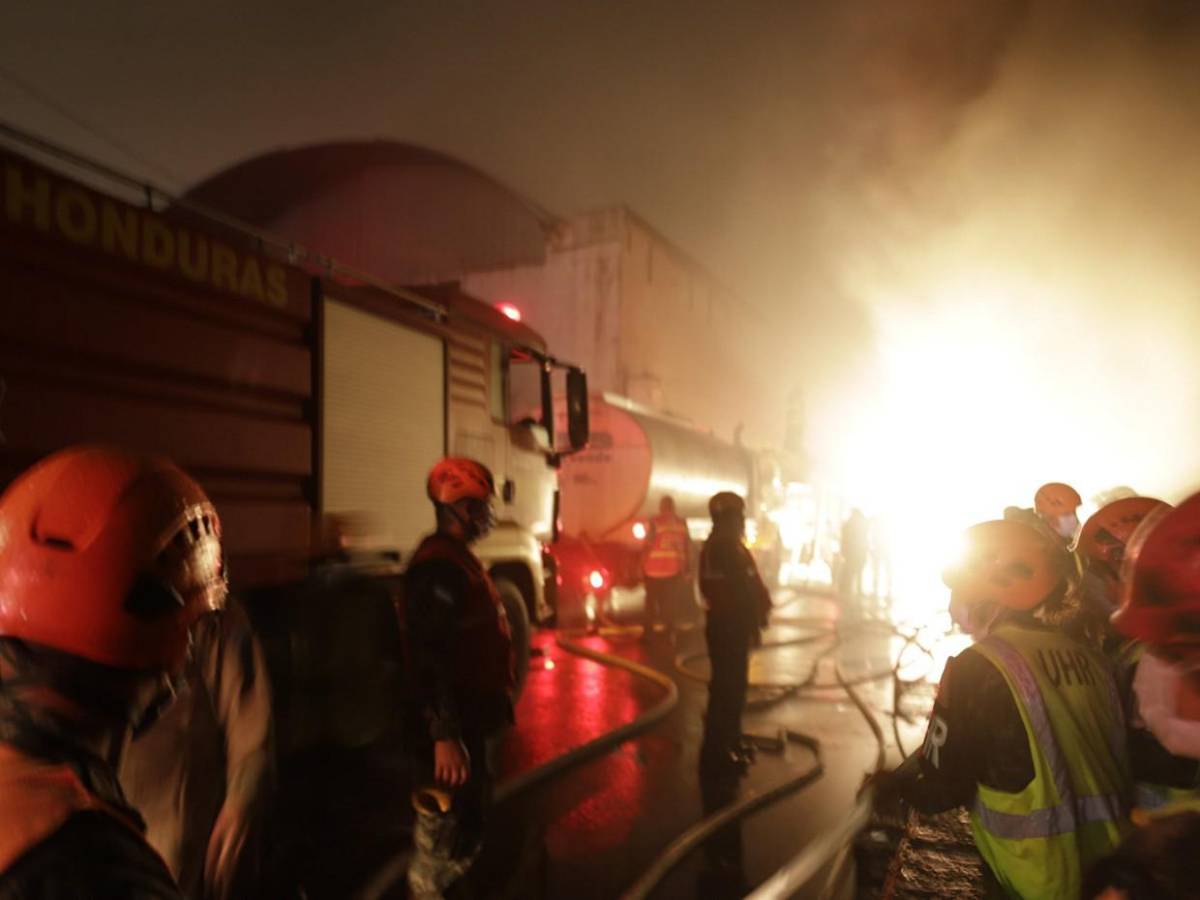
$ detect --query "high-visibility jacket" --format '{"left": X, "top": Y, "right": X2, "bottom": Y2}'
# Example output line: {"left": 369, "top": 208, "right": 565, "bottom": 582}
{"left": 643, "top": 513, "right": 689, "bottom": 579}
{"left": 970, "top": 625, "right": 1131, "bottom": 900}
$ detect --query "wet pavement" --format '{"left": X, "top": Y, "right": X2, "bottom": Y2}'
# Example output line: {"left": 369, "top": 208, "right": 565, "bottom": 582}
{"left": 466, "top": 589, "right": 953, "bottom": 899}
{"left": 286, "top": 586, "right": 973, "bottom": 899}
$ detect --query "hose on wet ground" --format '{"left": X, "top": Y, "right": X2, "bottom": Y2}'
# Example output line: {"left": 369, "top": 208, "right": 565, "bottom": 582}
{"left": 356, "top": 630, "right": 680, "bottom": 899}
{"left": 617, "top": 615, "right": 940, "bottom": 900}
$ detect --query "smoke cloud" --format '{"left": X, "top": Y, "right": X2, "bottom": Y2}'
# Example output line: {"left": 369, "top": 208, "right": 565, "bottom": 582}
{"left": 798, "top": 1, "right": 1200, "bottom": 513}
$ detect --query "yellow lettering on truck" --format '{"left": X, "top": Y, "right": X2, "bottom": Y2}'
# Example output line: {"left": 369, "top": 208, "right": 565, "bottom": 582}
{"left": 177, "top": 232, "right": 209, "bottom": 282}
{"left": 142, "top": 218, "right": 174, "bottom": 269}
{"left": 55, "top": 187, "right": 97, "bottom": 244}
{"left": 5, "top": 164, "right": 51, "bottom": 231}
{"left": 101, "top": 204, "right": 139, "bottom": 260}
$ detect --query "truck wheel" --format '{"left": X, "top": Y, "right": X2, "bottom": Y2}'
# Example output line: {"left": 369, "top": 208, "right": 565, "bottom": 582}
{"left": 494, "top": 578, "right": 531, "bottom": 700}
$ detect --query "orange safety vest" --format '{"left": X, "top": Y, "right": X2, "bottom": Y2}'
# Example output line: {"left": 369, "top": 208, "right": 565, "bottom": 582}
{"left": 0, "top": 741, "right": 145, "bottom": 875}
{"left": 643, "top": 513, "right": 689, "bottom": 579}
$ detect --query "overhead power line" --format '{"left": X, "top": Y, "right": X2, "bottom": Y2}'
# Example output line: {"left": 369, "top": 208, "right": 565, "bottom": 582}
{"left": 0, "top": 62, "right": 185, "bottom": 188}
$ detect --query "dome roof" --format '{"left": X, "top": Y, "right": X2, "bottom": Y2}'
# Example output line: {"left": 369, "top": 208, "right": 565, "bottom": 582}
{"left": 186, "top": 141, "right": 555, "bottom": 284}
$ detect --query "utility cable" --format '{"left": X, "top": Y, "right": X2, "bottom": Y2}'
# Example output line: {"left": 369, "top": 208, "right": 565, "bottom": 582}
{"left": 0, "top": 63, "right": 185, "bottom": 188}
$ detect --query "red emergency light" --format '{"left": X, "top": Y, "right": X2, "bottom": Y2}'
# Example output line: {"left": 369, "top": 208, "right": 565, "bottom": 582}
{"left": 495, "top": 301, "right": 522, "bottom": 322}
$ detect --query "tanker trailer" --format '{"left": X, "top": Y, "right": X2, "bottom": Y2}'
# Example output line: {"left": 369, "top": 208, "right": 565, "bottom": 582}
{"left": 552, "top": 394, "right": 760, "bottom": 627}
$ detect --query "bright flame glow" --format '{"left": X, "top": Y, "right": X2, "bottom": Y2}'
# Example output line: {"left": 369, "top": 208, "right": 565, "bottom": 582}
{"left": 811, "top": 273, "right": 1131, "bottom": 627}
{"left": 632, "top": 521, "right": 647, "bottom": 541}
{"left": 495, "top": 301, "right": 522, "bottom": 322}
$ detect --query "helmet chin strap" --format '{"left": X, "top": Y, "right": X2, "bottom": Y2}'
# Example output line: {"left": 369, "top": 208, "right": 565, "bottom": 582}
{"left": 441, "top": 502, "right": 488, "bottom": 542}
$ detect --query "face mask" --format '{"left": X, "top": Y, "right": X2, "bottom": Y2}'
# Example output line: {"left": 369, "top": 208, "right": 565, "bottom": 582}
{"left": 1054, "top": 514, "right": 1080, "bottom": 540}
{"left": 1133, "top": 652, "right": 1200, "bottom": 760}
{"left": 949, "top": 595, "right": 998, "bottom": 639}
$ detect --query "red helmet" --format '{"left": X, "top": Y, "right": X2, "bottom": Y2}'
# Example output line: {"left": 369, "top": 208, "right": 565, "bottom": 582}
{"left": 1114, "top": 493, "right": 1200, "bottom": 656}
{"left": 1077, "top": 496, "right": 1170, "bottom": 571}
{"left": 1034, "top": 482, "right": 1082, "bottom": 517}
{"left": 942, "top": 519, "right": 1068, "bottom": 611}
{"left": 0, "top": 446, "right": 227, "bottom": 673}
{"left": 426, "top": 458, "right": 495, "bottom": 505}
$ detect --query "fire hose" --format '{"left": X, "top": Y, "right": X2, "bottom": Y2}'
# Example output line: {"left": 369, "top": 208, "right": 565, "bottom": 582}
{"left": 619, "top": 616, "right": 938, "bottom": 900}
{"left": 357, "top": 631, "right": 680, "bottom": 899}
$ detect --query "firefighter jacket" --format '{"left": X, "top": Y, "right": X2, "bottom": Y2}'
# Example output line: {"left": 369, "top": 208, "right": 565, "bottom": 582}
{"left": 0, "top": 740, "right": 182, "bottom": 899}
{"left": 119, "top": 600, "right": 272, "bottom": 899}
{"left": 403, "top": 533, "right": 514, "bottom": 743}
{"left": 904, "top": 621, "right": 1130, "bottom": 900}
{"left": 1115, "top": 642, "right": 1200, "bottom": 815}
{"left": 643, "top": 513, "right": 690, "bottom": 580}
{"left": 699, "top": 529, "right": 771, "bottom": 641}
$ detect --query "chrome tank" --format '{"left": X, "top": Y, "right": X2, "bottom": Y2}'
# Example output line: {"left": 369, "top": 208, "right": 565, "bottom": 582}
{"left": 558, "top": 395, "right": 752, "bottom": 542}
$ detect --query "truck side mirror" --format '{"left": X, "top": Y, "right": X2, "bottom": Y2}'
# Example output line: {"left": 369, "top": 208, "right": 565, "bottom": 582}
{"left": 539, "top": 364, "right": 555, "bottom": 451}
{"left": 566, "top": 369, "right": 589, "bottom": 451}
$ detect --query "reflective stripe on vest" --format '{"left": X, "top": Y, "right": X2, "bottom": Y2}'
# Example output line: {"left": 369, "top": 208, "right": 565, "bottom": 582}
{"left": 644, "top": 515, "right": 688, "bottom": 579}
{"left": 974, "top": 635, "right": 1126, "bottom": 840}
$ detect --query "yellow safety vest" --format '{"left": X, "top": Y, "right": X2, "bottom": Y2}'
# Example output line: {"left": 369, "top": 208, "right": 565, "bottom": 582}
{"left": 970, "top": 625, "right": 1131, "bottom": 900}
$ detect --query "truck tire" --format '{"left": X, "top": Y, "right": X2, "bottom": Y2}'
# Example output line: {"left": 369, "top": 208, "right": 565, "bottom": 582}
{"left": 494, "top": 577, "right": 531, "bottom": 700}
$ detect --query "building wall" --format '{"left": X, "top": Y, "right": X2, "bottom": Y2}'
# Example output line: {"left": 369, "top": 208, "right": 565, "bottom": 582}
{"left": 464, "top": 207, "right": 783, "bottom": 447}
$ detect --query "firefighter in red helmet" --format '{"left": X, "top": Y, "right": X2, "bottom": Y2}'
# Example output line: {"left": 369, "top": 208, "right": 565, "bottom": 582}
{"left": 0, "top": 446, "right": 227, "bottom": 898}
{"left": 1110, "top": 495, "right": 1200, "bottom": 816}
{"left": 403, "top": 458, "right": 514, "bottom": 897}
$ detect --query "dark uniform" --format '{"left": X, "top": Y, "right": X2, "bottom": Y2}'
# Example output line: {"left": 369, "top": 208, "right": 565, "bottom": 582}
{"left": 403, "top": 532, "right": 514, "bottom": 862}
{"left": 0, "top": 727, "right": 182, "bottom": 899}
{"left": 699, "top": 528, "right": 771, "bottom": 768}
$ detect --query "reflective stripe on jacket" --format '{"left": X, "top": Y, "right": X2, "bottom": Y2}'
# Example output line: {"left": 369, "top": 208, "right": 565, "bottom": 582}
{"left": 970, "top": 625, "right": 1131, "bottom": 900}
{"left": 643, "top": 514, "right": 689, "bottom": 579}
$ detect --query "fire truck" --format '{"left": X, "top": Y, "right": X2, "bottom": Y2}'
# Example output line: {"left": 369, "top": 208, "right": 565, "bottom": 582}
{"left": 0, "top": 127, "right": 588, "bottom": 695}
{"left": 551, "top": 393, "right": 789, "bottom": 627}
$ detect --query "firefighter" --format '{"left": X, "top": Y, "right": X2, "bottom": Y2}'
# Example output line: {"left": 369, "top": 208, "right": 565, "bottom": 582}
{"left": 1076, "top": 497, "right": 1169, "bottom": 629}
{"left": 119, "top": 596, "right": 272, "bottom": 900}
{"left": 0, "top": 446, "right": 227, "bottom": 897}
{"left": 403, "top": 458, "right": 514, "bottom": 898}
{"left": 837, "top": 508, "right": 869, "bottom": 606}
{"left": 642, "top": 495, "right": 692, "bottom": 639}
{"left": 1036, "top": 481, "right": 1084, "bottom": 543}
{"left": 869, "top": 519, "right": 1130, "bottom": 900}
{"left": 1109, "top": 494, "right": 1200, "bottom": 816}
{"left": 698, "top": 492, "right": 771, "bottom": 775}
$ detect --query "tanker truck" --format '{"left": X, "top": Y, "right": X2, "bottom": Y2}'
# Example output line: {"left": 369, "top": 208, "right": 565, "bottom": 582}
{"left": 551, "top": 394, "right": 786, "bottom": 628}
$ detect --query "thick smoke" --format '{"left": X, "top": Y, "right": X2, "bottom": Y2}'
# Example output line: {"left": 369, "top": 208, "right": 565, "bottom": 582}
{"left": 802, "top": 1, "right": 1200, "bottom": 510}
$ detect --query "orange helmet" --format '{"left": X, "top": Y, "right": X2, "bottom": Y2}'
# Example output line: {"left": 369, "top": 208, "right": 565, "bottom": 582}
{"left": 426, "top": 458, "right": 495, "bottom": 505}
{"left": 1113, "top": 493, "right": 1200, "bottom": 656}
{"left": 942, "top": 519, "right": 1068, "bottom": 611}
{"left": 0, "top": 446, "right": 226, "bottom": 674}
{"left": 1034, "top": 482, "right": 1082, "bottom": 518}
{"left": 1077, "top": 496, "right": 1170, "bottom": 572}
